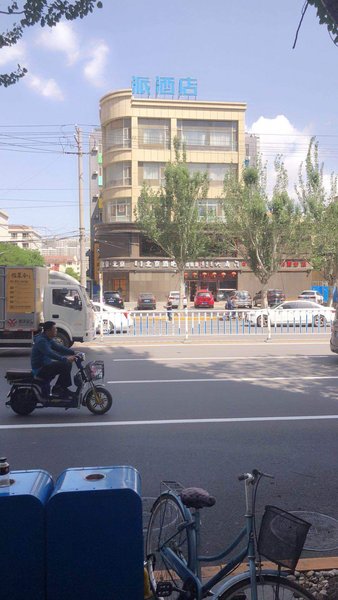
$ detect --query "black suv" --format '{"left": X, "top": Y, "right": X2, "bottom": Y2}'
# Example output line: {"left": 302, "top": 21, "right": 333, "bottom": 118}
{"left": 253, "top": 289, "right": 286, "bottom": 307}
{"left": 103, "top": 291, "right": 124, "bottom": 309}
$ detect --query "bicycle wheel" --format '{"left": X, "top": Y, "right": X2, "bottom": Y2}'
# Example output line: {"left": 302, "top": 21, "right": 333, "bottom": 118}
{"left": 146, "top": 492, "right": 193, "bottom": 599}
{"left": 219, "top": 574, "right": 315, "bottom": 599}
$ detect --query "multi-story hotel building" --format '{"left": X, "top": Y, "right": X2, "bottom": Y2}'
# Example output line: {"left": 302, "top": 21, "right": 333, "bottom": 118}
{"left": 94, "top": 88, "right": 311, "bottom": 301}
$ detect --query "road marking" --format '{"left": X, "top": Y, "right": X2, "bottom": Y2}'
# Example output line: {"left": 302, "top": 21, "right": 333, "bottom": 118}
{"left": 107, "top": 375, "right": 338, "bottom": 384}
{"left": 112, "top": 354, "right": 330, "bottom": 362}
{"left": 1, "top": 414, "right": 338, "bottom": 430}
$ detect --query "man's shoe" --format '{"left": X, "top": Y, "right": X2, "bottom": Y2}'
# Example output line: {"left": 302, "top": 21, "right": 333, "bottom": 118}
{"left": 52, "top": 386, "right": 66, "bottom": 398}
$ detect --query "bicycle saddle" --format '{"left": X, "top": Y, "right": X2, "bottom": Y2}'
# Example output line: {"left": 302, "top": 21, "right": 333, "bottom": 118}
{"left": 180, "top": 487, "right": 216, "bottom": 509}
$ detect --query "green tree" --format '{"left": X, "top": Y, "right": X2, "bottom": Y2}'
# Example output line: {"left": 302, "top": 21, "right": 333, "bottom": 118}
{"left": 135, "top": 139, "right": 210, "bottom": 308}
{"left": 0, "top": 242, "right": 44, "bottom": 266}
{"left": 222, "top": 157, "right": 301, "bottom": 307}
{"left": 0, "top": 0, "right": 103, "bottom": 87}
{"left": 295, "top": 137, "right": 338, "bottom": 301}
{"left": 65, "top": 266, "right": 80, "bottom": 281}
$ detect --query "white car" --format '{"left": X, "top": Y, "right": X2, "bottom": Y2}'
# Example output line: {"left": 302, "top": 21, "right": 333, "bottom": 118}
{"left": 248, "top": 300, "right": 335, "bottom": 328}
{"left": 298, "top": 290, "right": 324, "bottom": 304}
{"left": 92, "top": 302, "right": 133, "bottom": 333}
{"left": 168, "top": 291, "right": 187, "bottom": 308}
{"left": 330, "top": 306, "right": 338, "bottom": 354}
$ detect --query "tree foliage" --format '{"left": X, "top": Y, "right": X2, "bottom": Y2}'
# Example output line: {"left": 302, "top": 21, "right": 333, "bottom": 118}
{"left": 295, "top": 137, "right": 338, "bottom": 294}
{"left": 65, "top": 266, "right": 80, "bottom": 281}
{"left": 308, "top": 0, "right": 338, "bottom": 45}
{"left": 0, "top": 242, "right": 45, "bottom": 266}
{"left": 222, "top": 157, "right": 301, "bottom": 305}
{"left": 135, "top": 139, "right": 210, "bottom": 307}
{"left": 0, "top": 0, "right": 103, "bottom": 87}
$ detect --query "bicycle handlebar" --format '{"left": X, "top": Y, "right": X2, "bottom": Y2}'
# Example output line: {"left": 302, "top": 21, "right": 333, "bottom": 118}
{"left": 238, "top": 469, "right": 274, "bottom": 482}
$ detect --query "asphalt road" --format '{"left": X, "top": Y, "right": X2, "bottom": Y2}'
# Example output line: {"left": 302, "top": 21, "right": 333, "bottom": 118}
{"left": 1, "top": 337, "right": 337, "bottom": 555}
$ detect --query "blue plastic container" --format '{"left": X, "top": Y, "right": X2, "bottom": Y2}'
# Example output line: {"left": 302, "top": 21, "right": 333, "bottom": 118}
{"left": 46, "top": 465, "right": 143, "bottom": 600}
{"left": 0, "top": 469, "right": 53, "bottom": 600}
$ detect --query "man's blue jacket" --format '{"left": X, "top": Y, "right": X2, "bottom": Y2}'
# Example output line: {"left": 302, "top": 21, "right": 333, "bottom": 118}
{"left": 31, "top": 333, "right": 75, "bottom": 375}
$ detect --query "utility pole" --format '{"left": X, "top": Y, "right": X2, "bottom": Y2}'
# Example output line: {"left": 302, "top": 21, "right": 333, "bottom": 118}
{"left": 75, "top": 126, "right": 87, "bottom": 288}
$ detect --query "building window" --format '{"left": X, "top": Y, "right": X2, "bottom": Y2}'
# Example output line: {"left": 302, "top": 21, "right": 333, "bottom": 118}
{"left": 177, "top": 120, "right": 238, "bottom": 151}
{"left": 104, "top": 198, "right": 131, "bottom": 223}
{"left": 103, "top": 118, "right": 131, "bottom": 151}
{"left": 188, "top": 163, "right": 238, "bottom": 185}
{"left": 139, "top": 162, "right": 166, "bottom": 186}
{"left": 11, "top": 233, "right": 17, "bottom": 238}
{"left": 22, "top": 242, "right": 29, "bottom": 248}
{"left": 104, "top": 162, "right": 131, "bottom": 187}
{"left": 138, "top": 118, "right": 170, "bottom": 149}
{"left": 197, "top": 199, "right": 224, "bottom": 222}
{"left": 22, "top": 232, "right": 29, "bottom": 238}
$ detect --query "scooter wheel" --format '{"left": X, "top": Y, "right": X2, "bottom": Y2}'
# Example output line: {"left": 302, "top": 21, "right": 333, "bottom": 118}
{"left": 10, "top": 389, "right": 36, "bottom": 416}
{"left": 85, "top": 386, "right": 112, "bottom": 415}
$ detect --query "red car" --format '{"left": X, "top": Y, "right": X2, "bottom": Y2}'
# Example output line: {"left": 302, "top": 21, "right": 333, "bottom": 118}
{"left": 194, "top": 290, "right": 214, "bottom": 308}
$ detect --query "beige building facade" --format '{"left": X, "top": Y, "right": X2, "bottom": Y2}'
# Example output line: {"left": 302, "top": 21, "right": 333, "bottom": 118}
{"left": 95, "top": 89, "right": 311, "bottom": 302}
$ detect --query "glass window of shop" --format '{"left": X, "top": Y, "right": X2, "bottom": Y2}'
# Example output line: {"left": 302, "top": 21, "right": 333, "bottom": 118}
{"left": 104, "top": 198, "right": 131, "bottom": 223}
{"left": 197, "top": 199, "right": 224, "bottom": 221}
{"left": 177, "top": 120, "right": 238, "bottom": 151}
{"left": 104, "top": 162, "right": 132, "bottom": 187}
{"left": 138, "top": 118, "right": 170, "bottom": 149}
{"left": 103, "top": 118, "right": 131, "bottom": 151}
{"left": 139, "top": 162, "right": 166, "bottom": 186}
{"left": 187, "top": 163, "right": 238, "bottom": 185}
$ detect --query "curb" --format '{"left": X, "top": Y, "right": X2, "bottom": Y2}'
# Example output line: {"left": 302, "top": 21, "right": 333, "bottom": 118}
{"left": 201, "top": 557, "right": 338, "bottom": 578}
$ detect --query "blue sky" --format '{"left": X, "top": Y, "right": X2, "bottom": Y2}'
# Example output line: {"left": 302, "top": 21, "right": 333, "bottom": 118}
{"left": 0, "top": 0, "right": 337, "bottom": 239}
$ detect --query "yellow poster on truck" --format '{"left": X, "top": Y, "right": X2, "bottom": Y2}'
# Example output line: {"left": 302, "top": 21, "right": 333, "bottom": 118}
{"left": 6, "top": 268, "right": 35, "bottom": 313}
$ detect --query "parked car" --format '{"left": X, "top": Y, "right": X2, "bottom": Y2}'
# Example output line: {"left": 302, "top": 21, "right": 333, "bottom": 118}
{"left": 92, "top": 302, "right": 133, "bottom": 333}
{"left": 248, "top": 300, "right": 335, "bottom": 327}
{"left": 330, "top": 305, "right": 338, "bottom": 354}
{"left": 137, "top": 293, "right": 156, "bottom": 310}
{"left": 103, "top": 290, "right": 125, "bottom": 309}
{"left": 194, "top": 290, "right": 215, "bottom": 308}
{"left": 298, "top": 290, "right": 324, "bottom": 304}
{"left": 168, "top": 291, "right": 187, "bottom": 308}
{"left": 228, "top": 290, "right": 253, "bottom": 309}
{"left": 216, "top": 288, "right": 236, "bottom": 302}
{"left": 253, "top": 289, "right": 286, "bottom": 307}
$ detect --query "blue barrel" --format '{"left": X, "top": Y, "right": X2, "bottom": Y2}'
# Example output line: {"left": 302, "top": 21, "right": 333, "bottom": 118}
{"left": 46, "top": 465, "right": 144, "bottom": 600}
{"left": 0, "top": 469, "right": 53, "bottom": 600}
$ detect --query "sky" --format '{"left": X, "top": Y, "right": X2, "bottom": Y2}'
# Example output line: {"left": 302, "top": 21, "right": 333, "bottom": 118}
{"left": 0, "top": 0, "right": 337, "bottom": 240}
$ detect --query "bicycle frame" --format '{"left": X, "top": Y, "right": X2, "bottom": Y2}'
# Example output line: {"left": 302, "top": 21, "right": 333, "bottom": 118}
{"left": 157, "top": 475, "right": 276, "bottom": 600}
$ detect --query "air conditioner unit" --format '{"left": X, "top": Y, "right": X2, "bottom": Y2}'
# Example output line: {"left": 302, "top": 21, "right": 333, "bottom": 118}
{"left": 92, "top": 194, "right": 99, "bottom": 202}
{"left": 91, "top": 146, "right": 98, "bottom": 154}
{"left": 92, "top": 170, "right": 98, "bottom": 177}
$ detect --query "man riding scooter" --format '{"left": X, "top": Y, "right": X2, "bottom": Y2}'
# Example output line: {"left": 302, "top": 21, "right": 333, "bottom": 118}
{"left": 31, "top": 321, "right": 78, "bottom": 399}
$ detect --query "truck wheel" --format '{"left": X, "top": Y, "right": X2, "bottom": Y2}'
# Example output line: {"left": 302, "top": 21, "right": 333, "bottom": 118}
{"left": 55, "top": 330, "right": 71, "bottom": 348}
{"left": 11, "top": 390, "right": 36, "bottom": 416}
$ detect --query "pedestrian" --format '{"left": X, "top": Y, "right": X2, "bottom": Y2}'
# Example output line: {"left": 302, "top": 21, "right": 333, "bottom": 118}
{"left": 166, "top": 299, "right": 173, "bottom": 321}
{"left": 226, "top": 294, "right": 236, "bottom": 319}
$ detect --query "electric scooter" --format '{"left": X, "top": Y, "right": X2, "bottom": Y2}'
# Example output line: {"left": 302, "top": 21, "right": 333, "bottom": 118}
{"left": 5, "top": 354, "right": 112, "bottom": 416}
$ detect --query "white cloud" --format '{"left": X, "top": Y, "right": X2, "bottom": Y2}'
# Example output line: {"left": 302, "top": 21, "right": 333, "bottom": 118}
{"left": 0, "top": 42, "right": 26, "bottom": 67}
{"left": 36, "top": 22, "right": 80, "bottom": 65}
{"left": 249, "top": 115, "right": 312, "bottom": 197}
{"left": 26, "top": 74, "right": 64, "bottom": 101}
{"left": 83, "top": 42, "right": 109, "bottom": 87}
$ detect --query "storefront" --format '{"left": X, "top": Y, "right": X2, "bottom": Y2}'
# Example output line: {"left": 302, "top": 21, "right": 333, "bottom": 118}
{"left": 100, "top": 256, "right": 312, "bottom": 303}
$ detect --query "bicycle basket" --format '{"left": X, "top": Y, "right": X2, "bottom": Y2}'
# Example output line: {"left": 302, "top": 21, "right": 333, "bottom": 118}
{"left": 84, "top": 360, "right": 104, "bottom": 381}
{"left": 258, "top": 505, "right": 311, "bottom": 571}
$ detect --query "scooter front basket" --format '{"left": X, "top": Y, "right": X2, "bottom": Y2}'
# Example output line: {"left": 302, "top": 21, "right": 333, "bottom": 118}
{"left": 85, "top": 361, "right": 104, "bottom": 381}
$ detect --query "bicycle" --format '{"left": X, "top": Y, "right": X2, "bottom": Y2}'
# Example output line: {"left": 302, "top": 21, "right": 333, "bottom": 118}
{"left": 145, "top": 469, "right": 315, "bottom": 599}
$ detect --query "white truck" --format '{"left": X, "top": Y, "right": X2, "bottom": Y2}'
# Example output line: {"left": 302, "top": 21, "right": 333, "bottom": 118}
{"left": 0, "top": 266, "right": 95, "bottom": 348}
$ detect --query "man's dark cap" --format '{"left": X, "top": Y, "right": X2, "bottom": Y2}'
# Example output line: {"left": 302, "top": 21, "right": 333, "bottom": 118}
{"left": 42, "top": 321, "right": 56, "bottom": 332}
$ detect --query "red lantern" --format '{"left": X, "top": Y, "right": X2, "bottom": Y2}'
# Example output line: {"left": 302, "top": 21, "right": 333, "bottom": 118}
{"left": 202, "top": 272, "right": 207, "bottom": 278}
{"left": 221, "top": 272, "right": 226, "bottom": 278}
{"left": 301, "top": 261, "right": 306, "bottom": 268}
{"left": 184, "top": 272, "right": 188, "bottom": 278}
{"left": 212, "top": 271, "right": 217, "bottom": 278}
{"left": 231, "top": 271, "right": 237, "bottom": 277}
{"left": 192, "top": 272, "right": 198, "bottom": 278}
{"left": 293, "top": 261, "right": 298, "bottom": 267}
{"left": 241, "top": 261, "right": 247, "bottom": 267}
{"left": 287, "top": 261, "right": 292, "bottom": 267}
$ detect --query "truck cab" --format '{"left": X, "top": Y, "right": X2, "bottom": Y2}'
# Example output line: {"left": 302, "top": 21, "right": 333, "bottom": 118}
{"left": 46, "top": 272, "right": 95, "bottom": 347}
